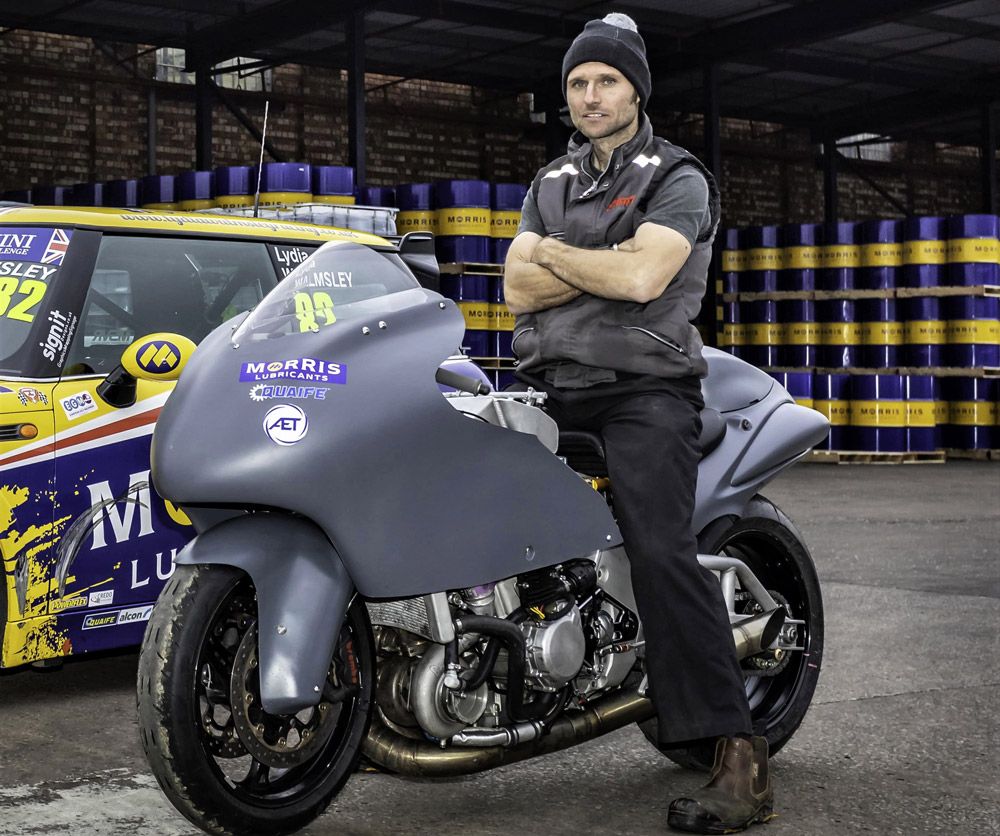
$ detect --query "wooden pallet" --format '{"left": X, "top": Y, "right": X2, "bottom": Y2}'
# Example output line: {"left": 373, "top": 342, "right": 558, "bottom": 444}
{"left": 945, "top": 448, "right": 1000, "bottom": 461}
{"left": 722, "top": 285, "right": 998, "bottom": 303}
{"left": 439, "top": 262, "right": 505, "bottom": 276}
{"left": 807, "top": 449, "right": 946, "bottom": 465}
{"left": 763, "top": 366, "right": 999, "bottom": 378}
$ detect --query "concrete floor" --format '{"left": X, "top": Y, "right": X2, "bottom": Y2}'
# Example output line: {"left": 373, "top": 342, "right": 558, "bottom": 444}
{"left": 0, "top": 461, "right": 997, "bottom": 835}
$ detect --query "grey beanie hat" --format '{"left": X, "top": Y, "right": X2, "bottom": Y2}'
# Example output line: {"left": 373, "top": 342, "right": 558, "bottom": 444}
{"left": 561, "top": 13, "right": 650, "bottom": 107}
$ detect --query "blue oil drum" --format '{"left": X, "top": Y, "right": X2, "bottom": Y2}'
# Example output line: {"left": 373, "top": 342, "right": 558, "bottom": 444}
{"left": 30, "top": 185, "right": 70, "bottom": 205}
{"left": 819, "top": 221, "right": 860, "bottom": 291}
{"left": 858, "top": 297, "right": 903, "bottom": 368}
{"left": 435, "top": 180, "right": 491, "bottom": 264}
{"left": 177, "top": 170, "right": 215, "bottom": 211}
{"left": 742, "top": 300, "right": 781, "bottom": 367}
{"left": 69, "top": 182, "right": 103, "bottom": 206}
{"left": 104, "top": 179, "right": 138, "bottom": 208}
{"left": 778, "top": 299, "right": 817, "bottom": 367}
{"left": 312, "top": 166, "right": 355, "bottom": 205}
{"left": 905, "top": 375, "right": 940, "bottom": 452}
{"left": 213, "top": 166, "right": 253, "bottom": 209}
{"left": 396, "top": 183, "right": 436, "bottom": 234}
{"left": 140, "top": 175, "right": 178, "bottom": 209}
{"left": 721, "top": 227, "right": 744, "bottom": 294}
{"left": 490, "top": 276, "right": 514, "bottom": 359}
{"left": 768, "top": 371, "right": 814, "bottom": 408}
{"left": 721, "top": 299, "right": 744, "bottom": 359}
{"left": 2, "top": 188, "right": 31, "bottom": 202}
{"left": 358, "top": 186, "right": 396, "bottom": 207}
{"left": 941, "top": 377, "right": 997, "bottom": 449}
{"left": 859, "top": 219, "right": 902, "bottom": 290}
{"left": 902, "top": 296, "right": 946, "bottom": 367}
{"left": 813, "top": 373, "right": 851, "bottom": 450}
{"left": 947, "top": 214, "right": 1000, "bottom": 286}
{"left": 493, "top": 369, "right": 517, "bottom": 390}
{"left": 779, "top": 223, "right": 820, "bottom": 292}
{"left": 851, "top": 373, "right": 906, "bottom": 452}
{"left": 440, "top": 272, "right": 491, "bottom": 358}
{"left": 490, "top": 183, "right": 526, "bottom": 265}
{"left": 901, "top": 216, "right": 946, "bottom": 288}
{"left": 741, "top": 225, "right": 780, "bottom": 292}
{"left": 817, "top": 299, "right": 860, "bottom": 368}
{"left": 943, "top": 295, "right": 1000, "bottom": 367}
{"left": 253, "top": 162, "right": 312, "bottom": 207}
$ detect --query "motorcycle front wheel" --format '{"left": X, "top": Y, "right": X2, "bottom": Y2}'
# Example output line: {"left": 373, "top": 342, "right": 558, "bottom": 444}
{"left": 137, "top": 564, "right": 373, "bottom": 836}
{"left": 640, "top": 495, "right": 824, "bottom": 770}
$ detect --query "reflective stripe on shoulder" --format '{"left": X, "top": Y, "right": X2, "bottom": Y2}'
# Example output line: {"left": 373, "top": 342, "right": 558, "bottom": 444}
{"left": 542, "top": 163, "right": 580, "bottom": 179}
{"left": 632, "top": 154, "right": 662, "bottom": 169}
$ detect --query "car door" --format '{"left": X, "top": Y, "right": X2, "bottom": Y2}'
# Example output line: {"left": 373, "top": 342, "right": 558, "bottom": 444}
{"left": 48, "top": 232, "right": 280, "bottom": 654}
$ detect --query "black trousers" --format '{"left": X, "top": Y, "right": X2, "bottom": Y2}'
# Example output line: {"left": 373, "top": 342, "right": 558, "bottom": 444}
{"left": 533, "top": 373, "right": 752, "bottom": 744}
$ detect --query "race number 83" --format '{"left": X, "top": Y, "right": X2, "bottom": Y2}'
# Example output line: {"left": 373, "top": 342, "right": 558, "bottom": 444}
{"left": 0, "top": 277, "right": 47, "bottom": 323}
{"left": 294, "top": 291, "right": 337, "bottom": 333}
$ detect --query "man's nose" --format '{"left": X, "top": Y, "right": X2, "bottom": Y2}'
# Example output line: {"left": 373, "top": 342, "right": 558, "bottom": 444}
{"left": 584, "top": 82, "right": 600, "bottom": 104}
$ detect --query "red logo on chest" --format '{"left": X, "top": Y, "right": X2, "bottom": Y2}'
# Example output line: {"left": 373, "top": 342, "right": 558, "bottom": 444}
{"left": 606, "top": 194, "right": 636, "bottom": 212}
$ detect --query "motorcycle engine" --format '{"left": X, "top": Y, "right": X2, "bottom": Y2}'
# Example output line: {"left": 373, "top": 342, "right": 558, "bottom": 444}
{"left": 515, "top": 561, "right": 596, "bottom": 691}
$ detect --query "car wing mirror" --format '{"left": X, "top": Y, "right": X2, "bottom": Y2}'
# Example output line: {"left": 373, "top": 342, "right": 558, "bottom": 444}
{"left": 397, "top": 231, "right": 440, "bottom": 292}
{"left": 98, "top": 332, "right": 197, "bottom": 407}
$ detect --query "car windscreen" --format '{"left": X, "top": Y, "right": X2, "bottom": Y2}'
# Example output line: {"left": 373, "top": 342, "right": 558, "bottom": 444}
{"left": 0, "top": 226, "right": 74, "bottom": 375}
{"left": 233, "top": 241, "right": 419, "bottom": 342}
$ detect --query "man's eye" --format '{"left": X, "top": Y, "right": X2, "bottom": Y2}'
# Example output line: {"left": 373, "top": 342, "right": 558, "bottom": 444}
{"left": 602, "top": 78, "right": 616, "bottom": 85}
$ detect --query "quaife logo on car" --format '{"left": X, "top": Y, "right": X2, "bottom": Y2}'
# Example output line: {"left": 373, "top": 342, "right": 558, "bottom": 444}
{"left": 263, "top": 403, "right": 309, "bottom": 445}
{"left": 82, "top": 605, "right": 153, "bottom": 630}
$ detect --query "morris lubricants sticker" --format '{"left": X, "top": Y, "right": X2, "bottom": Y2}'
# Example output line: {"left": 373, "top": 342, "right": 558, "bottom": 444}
{"left": 240, "top": 357, "right": 346, "bottom": 384}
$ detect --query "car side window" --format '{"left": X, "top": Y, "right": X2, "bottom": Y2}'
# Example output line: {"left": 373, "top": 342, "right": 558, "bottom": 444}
{"left": 65, "top": 235, "right": 278, "bottom": 374}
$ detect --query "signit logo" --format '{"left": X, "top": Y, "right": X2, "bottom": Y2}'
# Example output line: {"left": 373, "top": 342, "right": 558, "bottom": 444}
{"left": 240, "top": 357, "right": 346, "bottom": 384}
{"left": 136, "top": 340, "right": 181, "bottom": 374}
{"left": 263, "top": 404, "right": 309, "bottom": 446}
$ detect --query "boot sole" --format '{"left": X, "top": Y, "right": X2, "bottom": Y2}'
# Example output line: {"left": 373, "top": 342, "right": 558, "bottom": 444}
{"left": 667, "top": 803, "right": 775, "bottom": 834}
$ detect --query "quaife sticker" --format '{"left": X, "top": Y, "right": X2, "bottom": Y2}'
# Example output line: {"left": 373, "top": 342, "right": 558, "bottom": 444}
{"left": 61, "top": 390, "right": 98, "bottom": 420}
{"left": 240, "top": 357, "right": 346, "bottom": 384}
{"left": 83, "top": 605, "right": 154, "bottom": 629}
{"left": 249, "top": 383, "right": 329, "bottom": 402}
{"left": 263, "top": 403, "right": 309, "bottom": 445}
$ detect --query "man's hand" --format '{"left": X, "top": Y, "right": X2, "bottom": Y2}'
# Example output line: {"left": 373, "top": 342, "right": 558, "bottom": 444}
{"left": 503, "top": 232, "right": 584, "bottom": 315}
{"left": 532, "top": 222, "right": 692, "bottom": 304}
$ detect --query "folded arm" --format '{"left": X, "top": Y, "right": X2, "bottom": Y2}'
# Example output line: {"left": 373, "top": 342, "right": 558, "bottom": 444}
{"left": 503, "top": 231, "right": 583, "bottom": 315}
{"left": 531, "top": 222, "right": 693, "bottom": 305}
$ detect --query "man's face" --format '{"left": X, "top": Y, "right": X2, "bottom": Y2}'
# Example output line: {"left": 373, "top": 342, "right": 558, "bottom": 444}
{"left": 566, "top": 62, "right": 640, "bottom": 143}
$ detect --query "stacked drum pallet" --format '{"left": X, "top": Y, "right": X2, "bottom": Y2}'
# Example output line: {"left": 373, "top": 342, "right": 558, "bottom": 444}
{"left": 720, "top": 215, "right": 999, "bottom": 463}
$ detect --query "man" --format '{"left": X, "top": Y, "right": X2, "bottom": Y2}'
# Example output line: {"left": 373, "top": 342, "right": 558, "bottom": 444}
{"left": 503, "top": 13, "right": 773, "bottom": 834}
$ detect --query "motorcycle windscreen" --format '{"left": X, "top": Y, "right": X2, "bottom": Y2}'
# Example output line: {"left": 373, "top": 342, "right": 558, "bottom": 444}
{"left": 153, "top": 241, "right": 621, "bottom": 598}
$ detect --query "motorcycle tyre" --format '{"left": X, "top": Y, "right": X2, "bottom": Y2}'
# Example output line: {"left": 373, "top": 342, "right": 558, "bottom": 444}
{"left": 137, "top": 564, "right": 374, "bottom": 835}
{"left": 639, "top": 496, "right": 823, "bottom": 771}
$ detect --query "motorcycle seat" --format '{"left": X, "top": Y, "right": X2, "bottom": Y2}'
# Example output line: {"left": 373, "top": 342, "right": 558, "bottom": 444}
{"left": 557, "top": 408, "right": 727, "bottom": 477}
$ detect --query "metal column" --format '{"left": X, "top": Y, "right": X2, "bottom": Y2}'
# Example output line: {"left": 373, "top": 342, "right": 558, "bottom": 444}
{"left": 982, "top": 103, "right": 997, "bottom": 215}
{"left": 823, "top": 138, "right": 839, "bottom": 223}
{"left": 347, "top": 9, "right": 366, "bottom": 190}
{"left": 702, "top": 63, "right": 721, "bottom": 347}
{"left": 195, "top": 67, "right": 213, "bottom": 170}
{"left": 147, "top": 87, "right": 157, "bottom": 175}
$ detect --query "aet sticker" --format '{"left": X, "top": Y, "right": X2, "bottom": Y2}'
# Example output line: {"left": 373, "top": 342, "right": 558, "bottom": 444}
{"left": 61, "top": 390, "right": 98, "bottom": 421}
{"left": 263, "top": 403, "right": 309, "bottom": 446}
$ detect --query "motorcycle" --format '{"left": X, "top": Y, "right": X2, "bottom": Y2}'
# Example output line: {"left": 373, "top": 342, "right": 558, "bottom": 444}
{"left": 134, "top": 239, "right": 829, "bottom": 835}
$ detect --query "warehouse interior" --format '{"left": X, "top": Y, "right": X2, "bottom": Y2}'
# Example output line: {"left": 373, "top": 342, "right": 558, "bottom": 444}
{"left": 0, "top": 0, "right": 998, "bottom": 456}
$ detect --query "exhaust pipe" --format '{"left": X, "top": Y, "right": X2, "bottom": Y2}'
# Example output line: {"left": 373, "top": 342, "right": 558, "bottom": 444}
{"left": 732, "top": 607, "right": 786, "bottom": 660}
{"left": 363, "top": 688, "right": 655, "bottom": 778}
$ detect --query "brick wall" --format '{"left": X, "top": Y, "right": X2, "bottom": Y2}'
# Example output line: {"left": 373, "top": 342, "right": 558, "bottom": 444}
{"left": 0, "top": 31, "right": 989, "bottom": 224}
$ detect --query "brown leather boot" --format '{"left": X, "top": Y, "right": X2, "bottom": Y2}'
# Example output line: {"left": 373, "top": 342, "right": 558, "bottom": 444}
{"left": 667, "top": 736, "right": 774, "bottom": 834}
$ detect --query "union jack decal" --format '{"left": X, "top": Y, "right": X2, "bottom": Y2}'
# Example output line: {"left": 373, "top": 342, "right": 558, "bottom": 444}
{"left": 41, "top": 228, "right": 71, "bottom": 265}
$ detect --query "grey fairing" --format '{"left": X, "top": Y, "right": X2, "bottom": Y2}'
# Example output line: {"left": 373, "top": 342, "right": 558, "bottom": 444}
{"left": 174, "top": 513, "right": 352, "bottom": 715}
{"left": 153, "top": 288, "right": 620, "bottom": 599}
{"left": 695, "top": 355, "right": 830, "bottom": 533}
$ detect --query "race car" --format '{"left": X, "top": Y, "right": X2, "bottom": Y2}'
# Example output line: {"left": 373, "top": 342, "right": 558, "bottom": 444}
{"left": 0, "top": 205, "right": 452, "bottom": 670}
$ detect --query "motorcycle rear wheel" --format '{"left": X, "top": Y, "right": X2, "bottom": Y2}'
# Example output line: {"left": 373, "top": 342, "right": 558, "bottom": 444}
{"left": 639, "top": 495, "right": 824, "bottom": 771}
{"left": 137, "top": 564, "right": 373, "bottom": 835}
